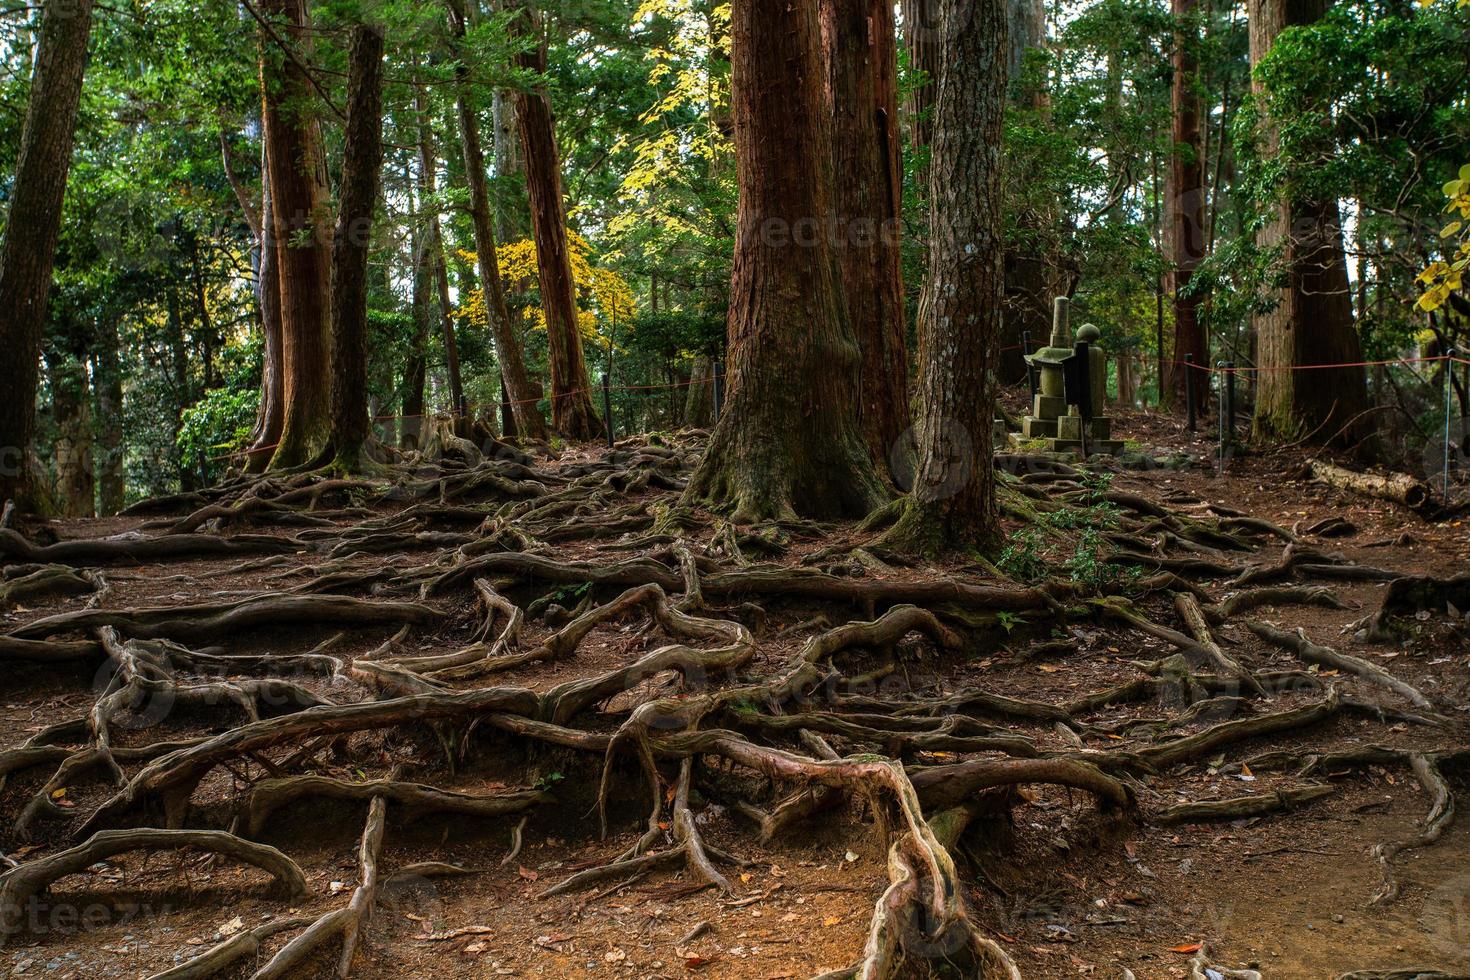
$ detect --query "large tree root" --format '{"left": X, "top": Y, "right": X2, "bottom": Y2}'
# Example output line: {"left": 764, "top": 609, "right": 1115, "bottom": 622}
{"left": 1246, "top": 620, "right": 1435, "bottom": 710}
{"left": 1370, "top": 753, "right": 1455, "bottom": 905}
{"left": 245, "top": 775, "right": 549, "bottom": 836}
{"left": 0, "top": 829, "right": 309, "bottom": 944}
{"left": 12, "top": 593, "right": 443, "bottom": 642}
{"left": 0, "top": 528, "right": 300, "bottom": 565}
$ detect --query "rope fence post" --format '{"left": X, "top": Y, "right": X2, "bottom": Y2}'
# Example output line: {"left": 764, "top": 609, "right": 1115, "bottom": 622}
{"left": 1226, "top": 362, "right": 1237, "bottom": 454}
{"left": 1023, "top": 330, "right": 1037, "bottom": 399}
{"left": 1184, "top": 353, "right": 1196, "bottom": 433}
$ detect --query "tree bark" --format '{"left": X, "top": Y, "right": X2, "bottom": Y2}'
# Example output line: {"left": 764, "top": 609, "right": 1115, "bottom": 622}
{"left": 1248, "top": 0, "right": 1367, "bottom": 444}
{"left": 683, "top": 0, "right": 888, "bottom": 523}
{"left": 259, "top": 0, "right": 333, "bottom": 468}
{"left": 445, "top": 0, "right": 547, "bottom": 441}
{"left": 820, "top": 0, "right": 910, "bottom": 479}
{"left": 507, "top": 1, "right": 604, "bottom": 441}
{"left": 0, "top": 0, "right": 95, "bottom": 513}
{"left": 1164, "top": 0, "right": 1208, "bottom": 412}
{"left": 412, "top": 78, "right": 466, "bottom": 422}
{"left": 683, "top": 357, "right": 714, "bottom": 428}
{"left": 885, "top": 0, "right": 1007, "bottom": 554}
{"left": 328, "top": 25, "right": 385, "bottom": 471}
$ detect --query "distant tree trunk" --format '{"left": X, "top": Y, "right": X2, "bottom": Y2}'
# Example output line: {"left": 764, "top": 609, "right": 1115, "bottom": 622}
{"left": 260, "top": 0, "right": 333, "bottom": 468}
{"left": 885, "top": 0, "right": 1007, "bottom": 554}
{"left": 412, "top": 78, "right": 466, "bottom": 421}
{"left": 507, "top": 1, "right": 604, "bottom": 441}
{"left": 684, "top": 0, "right": 887, "bottom": 523}
{"left": 446, "top": 0, "right": 547, "bottom": 440}
{"left": 48, "top": 350, "right": 94, "bottom": 518}
{"left": 0, "top": 0, "right": 94, "bottom": 513}
{"left": 492, "top": 88, "right": 529, "bottom": 242}
{"left": 92, "top": 319, "right": 126, "bottom": 514}
{"left": 684, "top": 357, "right": 714, "bottom": 428}
{"left": 1163, "top": 0, "right": 1208, "bottom": 412}
{"left": 1117, "top": 354, "right": 1136, "bottom": 407}
{"left": 1249, "top": 0, "right": 1366, "bottom": 444}
{"left": 328, "top": 25, "right": 384, "bottom": 471}
{"left": 244, "top": 139, "right": 280, "bottom": 473}
{"left": 403, "top": 219, "right": 430, "bottom": 450}
{"left": 900, "top": 0, "right": 941, "bottom": 152}
{"left": 820, "top": 0, "right": 909, "bottom": 478}
{"left": 1001, "top": 0, "right": 1049, "bottom": 385}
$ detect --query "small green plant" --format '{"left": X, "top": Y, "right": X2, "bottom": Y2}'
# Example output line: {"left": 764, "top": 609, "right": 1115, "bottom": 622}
{"left": 997, "top": 527, "right": 1049, "bottom": 581}
{"left": 1064, "top": 528, "right": 1141, "bottom": 593}
{"left": 535, "top": 771, "right": 566, "bottom": 791}
{"left": 996, "top": 611, "right": 1027, "bottom": 634}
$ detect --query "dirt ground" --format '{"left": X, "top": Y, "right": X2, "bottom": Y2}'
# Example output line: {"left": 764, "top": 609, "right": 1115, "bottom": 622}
{"left": 2, "top": 406, "right": 1468, "bottom": 980}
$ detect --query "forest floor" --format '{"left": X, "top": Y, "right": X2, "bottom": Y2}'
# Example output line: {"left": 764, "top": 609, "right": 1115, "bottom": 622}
{"left": 1, "top": 401, "right": 1468, "bottom": 980}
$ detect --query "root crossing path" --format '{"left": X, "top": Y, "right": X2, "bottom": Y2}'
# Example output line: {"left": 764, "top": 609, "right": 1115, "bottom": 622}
{"left": 1, "top": 430, "right": 1467, "bottom": 979}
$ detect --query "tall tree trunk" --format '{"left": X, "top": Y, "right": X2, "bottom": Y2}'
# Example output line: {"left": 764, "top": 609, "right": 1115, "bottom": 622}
{"left": 412, "top": 78, "right": 466, "bottom": 422}
{"left": 1248, "top": 0, "right": 1367, "bottom": 443}
{"left": 260, "top": 0, "right": 333, "bottom": 468}
{"left": 506, "top": 1, "right": 604, "bottom": 441}
{"left": 683, "top": 0, "right": 887, "bottom": 523}
{"left": 900, "top": 0, "right": 942, "bottom": 153}
{"left": 329, "top": 25, "right": 384, "bottom": 471}
{"left": 1000, "top": 0, "right": 1049, "bottom": 385}
{"left": 48, "top": 351, "right": 94, "bottom": 518}
{"left": 0, "top": 0, "right": 94, "bottom": 513}
{"left": 1164, "top": 0, "right": 1208, "bottom": 411}
{"left": 492, "top": 88, "right": 529, "bottom": 243}
{"left": 446, "top": 0, "right": 547, "bottom": 440}
{"left": 246, "top": 140, "right": 286, "bottom": 473}
{"left": 885, "top": 0, "right": 1007, "bottom": 554}
{"left": 92, "top": 318, "right": 126, "bottom": 514}
{"left": 403, "top": 219, "right": 430, "bottom": 450}
{"left": 820, "top": 0, "right": 909, "bottom": 478}
{"left": 683, "top": 357, "right": 714, "bottom": 428}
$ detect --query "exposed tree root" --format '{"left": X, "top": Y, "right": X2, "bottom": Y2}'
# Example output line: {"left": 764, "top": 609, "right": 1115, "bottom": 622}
{"left": 1370, "top": 753, "right": 1454, "bottom": 905}
{"left": 1246, "top": 620, "right": 1436, "bottom": 710}
{"left": 0, "top": 829, "right": 308, "bottom": 944}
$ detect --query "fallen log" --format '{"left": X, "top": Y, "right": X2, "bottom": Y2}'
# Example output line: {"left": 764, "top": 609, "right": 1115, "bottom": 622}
{"left": 1309, "top": 460, "right": 1431, "bottom": 511}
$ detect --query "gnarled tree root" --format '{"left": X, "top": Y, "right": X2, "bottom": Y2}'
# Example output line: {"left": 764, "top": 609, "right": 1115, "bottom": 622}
{"left": 0, "top": 829, "right": 309, "bottom": 945}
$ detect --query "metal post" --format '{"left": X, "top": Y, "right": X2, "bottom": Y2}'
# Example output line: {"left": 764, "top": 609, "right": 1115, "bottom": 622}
{"left": 1445, "top": 348, "right": 1457, "bottom": 501}
{"left": 1225, "top": 362, "right": 1237, "bottom": 453}
{"left": 1184, "top": 353, "right": 1196, "bottom": 432}
{"left": 603, "top": 374, "right": 615, "bottom": 449}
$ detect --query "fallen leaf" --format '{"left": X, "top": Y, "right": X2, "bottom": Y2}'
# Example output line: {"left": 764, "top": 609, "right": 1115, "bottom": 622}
{"left": 1170, "top": 942, "right": 1203, "bottom": 954}
{"left": 517, "top": 866, "right": 539, "bottom": 881}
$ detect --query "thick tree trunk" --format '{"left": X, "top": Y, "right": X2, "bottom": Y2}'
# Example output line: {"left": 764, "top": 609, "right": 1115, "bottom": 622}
{"left": 246, "top": 140, "right": 285, "bottom": 473}
{"left": 446, "top": 0, "right": 547, "bottom": 441}
{"left": 0, "top": 0, "right": 94, "bottom": 513}
{"left": 507, "top": 2, "right": 604, "bottom": 442}
{"left": 328, "top": 25, "right": 384, "bottom": 471}
{"left": 1164, "top": 0, "right": 1208, "bottom": 412}
{"left": 820, "top": 0, "right": 909, "bottom": 479}
{"left": 48, "top": 352, "right": 94, "bottom": 519}
{"left": 900, "top": 0, "right": 942, "bottom": 152}
{"left": 885, "top": 0, "right": 1007, "bottom": 554}
{"left": 1248, "top": 0, "right": 1367, "bottom": 444}
{"left": 684, "top": 0, "right": 888, "bottom": 523}
{"left": 260, "top": 0, "right": 333, "bottom": 468}
{"left": 92, "top": 320, "right": 126, "bottom": 514}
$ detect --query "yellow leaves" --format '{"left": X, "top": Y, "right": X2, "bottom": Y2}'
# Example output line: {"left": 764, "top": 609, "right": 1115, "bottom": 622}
{"left": 455, "top": 231, "right": 636, "bottom": 350}
{"left": 1417, "top": 163, "right": 1470, "bottom": 312}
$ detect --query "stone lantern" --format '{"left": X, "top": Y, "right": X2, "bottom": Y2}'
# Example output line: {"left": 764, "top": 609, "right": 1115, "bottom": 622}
{"left": 1020, "top": 297, "right": 1073, "bottom": 440}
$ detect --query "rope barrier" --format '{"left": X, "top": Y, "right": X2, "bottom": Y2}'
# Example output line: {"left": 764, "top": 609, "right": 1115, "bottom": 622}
{"left": 218, "top": 352, "right": 1468, "bottom": 464}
